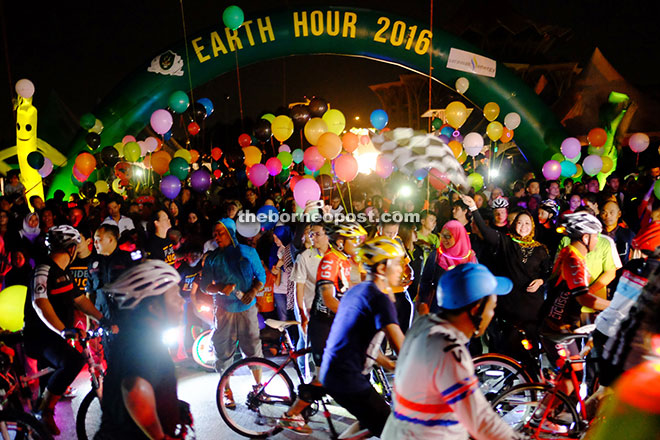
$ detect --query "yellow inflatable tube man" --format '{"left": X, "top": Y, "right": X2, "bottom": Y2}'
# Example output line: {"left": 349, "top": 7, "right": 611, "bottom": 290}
{"left": 15, "top": 96, "right": 44, "bottom": 211}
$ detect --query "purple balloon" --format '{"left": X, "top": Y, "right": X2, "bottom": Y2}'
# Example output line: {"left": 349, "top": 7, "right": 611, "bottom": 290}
{"left": 542, "top": 160, "right": 562, "bottom": 180}
{"left": 438, "top": 135, "right": 450, "bottom": 144}
{"left": 190, "top": 169, "right": 211, "bottom": 192}
{"left": 560, "top": 137, "right": 581, "bottom": 159}
{"left": 248, "top": 163, "right": 269, "bottom": 187}
{"left": 294, "top": 178, "right": 321, "bottom": 208}
{"left": 160, "top": 175, "right": 181, "bottom": 199}
{"left": 150, "top": 109, "right": 173, "bottom": 135}
{"left": 38, "top": 158, "right": 53, "bottom": 178}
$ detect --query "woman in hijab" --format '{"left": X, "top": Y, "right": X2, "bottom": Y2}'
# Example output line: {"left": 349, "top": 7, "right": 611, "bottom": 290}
{"left": 269, "top": 225, "right": 299, "bottom": 345}
{"left": 418, "top": 220, "right": 477, "bottom": 313}
{"left": 19, "top": 212, "right": 46, "bottom": 266}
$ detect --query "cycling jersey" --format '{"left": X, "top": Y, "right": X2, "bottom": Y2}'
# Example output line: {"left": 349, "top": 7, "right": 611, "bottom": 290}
{"left": 542, "top": 245, "right": 590, "bottom": 331}
{"left": 310, "top": 246, "right": 352, "bottom": 321}
{"left": 381, "top": 314, "right": 521, "bottom": 439}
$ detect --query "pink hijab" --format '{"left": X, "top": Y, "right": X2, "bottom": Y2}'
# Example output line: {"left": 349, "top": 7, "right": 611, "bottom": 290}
{"left": 437, "top": 220, "right": 476, "bottom": 270}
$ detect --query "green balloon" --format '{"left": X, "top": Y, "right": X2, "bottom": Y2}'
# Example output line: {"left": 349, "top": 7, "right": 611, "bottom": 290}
{"left": 222, "top": 5, "right": 244, "bottom": 30}
{"left": 277, "top": 151, "right": 293, "bottom": 169}
{"left": 80, "top": 113, "right": 96, "bottom": 130}
{"left": 432, "top": 117, "right": 443, "bottom": 131}
{"left": 27, "top": 151, "right": 45, "bottom": 170}
{"left": 654, "top": 180, "right": 660, "bottom": 200}
{"left": 169, "top": 157, "right": 190, "bottom": 180}
{"left": 276, "top": 168, "right": 291, "bottom": 184}
{"left": 168, "top": 90, "right": 190, "bottom": 113}
{"left": 467, "top": 172, "right": 484, "bottom": 190}
{"left": 124, "top": 142, "right": 141, "bottom": 162}
{"left": 551, "top": 153, "right": 565, "bottom": 163}
{"left": 261, "top": 113, "right": 276, "bottom": 123}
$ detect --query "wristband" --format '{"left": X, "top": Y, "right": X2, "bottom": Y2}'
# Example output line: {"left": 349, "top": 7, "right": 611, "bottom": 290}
{"left": 469, "top": 205, "right": 478, "bottom": 212}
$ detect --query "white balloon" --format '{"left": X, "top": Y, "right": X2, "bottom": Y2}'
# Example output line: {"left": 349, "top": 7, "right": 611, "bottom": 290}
{"left": 504, "top": 112, "right": 521, "bottom": 130}
{"left": 582, "top": 155, "right": 603, "bottom": 176}
{"left": 455, "top": 77, "right": 469, "bottom": 94}
{"left": 15, "top": 79, "right": 35, "bottom": 99}
{"left": 237, "top": 219, "right": 261, "bottom": 238}
{"left": 463, "top": 132, "right": 484, "bottom": 156}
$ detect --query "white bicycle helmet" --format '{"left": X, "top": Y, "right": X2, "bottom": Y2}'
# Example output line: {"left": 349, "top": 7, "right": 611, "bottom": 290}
{"left": 104, "top": 260, "right": 181, "bottom": 310}
{"left": 490, "top": 197, "right": 509, "bottom": 209}
{"left": 539, "top": 199, "right": 560, "bottom": 218}
{"left": 45, "top": 225, "right": 81, "bottom": 252}
{"left": 562, "top": 212, "right": 602, "bottom": 239}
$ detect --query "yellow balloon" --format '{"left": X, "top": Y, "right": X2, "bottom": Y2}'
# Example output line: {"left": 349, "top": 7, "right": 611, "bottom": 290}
{"left": 486, "top": 121, "right": 504, "bottom": 142}
{"left": 304, "top": 118, "right": 328, "bottom": 145}
{"left": 457, "top": 149, "right": 467, "bottom": 164}
{"left": 243, "top": 146, "right": 262, "bottom": 167}
{"left": 16, "top": 97, "right": 44, "bottom": 211}
{"left": 173, "top": 149, "right": 192, "bottom": 163}
{"left": 319, "top": 160, "right": 333, "bottom": 175}
{"left": 322, "top": 109, "right": 346, "bottom": 135}
{"left": 573, "top": 164, "right": 583, "bottom": 179}
{"left": 113, "top": 142, "right": 124, "bottom": 156}
{"left": 483, "top": 102, "right": 500, "bottom": 122}
{"left": 445, "top": 101, "right": 468, "bottom": 129}
{"left": 601, "top": 156, "right": 614, "bottom": 173}
{"left": 89, "top": 118, "right": 104, "bottom": 134}
{"left": 95, "top": 180, "right": 109, "bottom": 194}
{"left": 271, "top": 115, "right": 294, "bottom": 142}
{"left": 112, "top": 178, "right": 125, "bottom": 194}
{"left": 0, "top": 285, "right": 27, "bottom": 331}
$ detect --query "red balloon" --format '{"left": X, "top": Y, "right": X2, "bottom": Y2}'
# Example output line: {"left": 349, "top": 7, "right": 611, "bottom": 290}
{"left": 213, "top": 169, "right": 222, "bottom": 179}
{"left": 587, "top": 128, "right": 607, "bottom": 147}
{"left": 334, "top": 154, "right": 359, "bottom": 182}
{"left": 238, "top": 133, "right": 251, "bottom": 148}
{"left": 211, "top": 147, "right": 222, "bottom": 161}
{"left": 188, "top": 122, "right": 200, "bottom": 136}
{"left": 429, "top": 168, "right": 450, "bottom": 191}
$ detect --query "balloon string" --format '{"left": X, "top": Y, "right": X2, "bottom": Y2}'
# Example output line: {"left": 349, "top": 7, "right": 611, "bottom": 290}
{"left": 178, "top": 0, "right": 195, "bottom": 104}
{"left": 347, "top": 181, "right": 354, "bottom": 214}
{"left": 235, "top": 50, "right": 244, "bottom": 128}
{"left": 335, "top": 181, "right": 348, "bottom": 214}
{"left": 428, "top": 0, "right": 434, "bottom": 133}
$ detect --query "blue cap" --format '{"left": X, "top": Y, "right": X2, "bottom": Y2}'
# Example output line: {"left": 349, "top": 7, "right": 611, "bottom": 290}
{"left": 437, "top": 263, "right": 512, "bottom": 310}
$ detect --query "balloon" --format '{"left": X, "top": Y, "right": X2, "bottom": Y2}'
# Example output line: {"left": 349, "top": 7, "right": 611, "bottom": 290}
{"left": 587, "top": 128, "right": 607, "bottom": 147}
{"left": 110, "top": 178, "right": 123, "bottom": 194}
{"left": 583, "top": 155, "right": 603, "bottom": 176}
{"left": 191, "top": 169, "right": 212, "bottom": 192}
{"left": 455, "top": 77, "right": 469, "bottom": 94}
{"left": 197, "top": 98, "right": 214, "bottom": 117}
{"left": 370, "top": 109, "right": 389, "bottom": 130}
{"left": 445, "top": 101, "right": 469, "bottom": 128}
{"left": 375, "top": 155, "right": 394, "bottom": 178}
{"left": 247, "top": 163, "right": 269, "bottom": 186}
{"left": 160, "top": 175, "right": 182, "bottom": 199}
{"left": 187, "top": 122, "right": 200, "bottom": 136}
{"left": 542, "top": 160, "right": 562, "bottom": 180}
{"left": 429, "top": 168, "right": 450, "bottom": 191}
{"left": 114, "top": 161, "right": 131, "bottom": 181}
{"left": 551, "top": 153, "right": 565, "bottom": 163}
{"left": 293, "top": 177, "right": 321, "bottom": 208}
{"left": 322, "top": 109, "right": 346, "bottom": 135}
{"left": 437, "top": 134, "right": 450, "bottom": 144}
{"left": 654, "top": 180, "right": 660, "bottom": 200}
{"left": 317, "top": 132, "right": 342, "bottom": 160}
{"left": 243, "top": 146, "right": 262, "bottom": 167}
{"left": 440, "top": 126, "right": 453, "bottom": 138}
{"left": 81, "top": 181, "right": 96, "bottom": 199}
{"left": 101, "top": 146, "right": 119, "bottom": 167}
{"left": 0, "top": 285, "right": 27, "bottom": 331}
{"left": 486, "top": 121, "right": 503, "bottom": 142}
{"left": 629, "top": 133, "right": 650, "bottom": 153}
{"left": 38, "top": 158, "right": 53, "bottom": 178}
{"left": 467, "top": 173, "right": 484, "bottom": 191}
{"left": 303, "top": 146, "right": 325, "bottom": 171}
{"left": 211, "top": 147, "right": 223, "bottom": 161}
{"left": 85, "top": 132, "right": 101, "bottom": 149}
{"left": 237, "top": 133, "right": 251, "bottom": 148}
{"left": 279, "top": 144, "right": 291, "bottom": 153}
{"left": 483, "top": 102, "right": 500, "bottom": 122}
{"left": 15, "top": 79, "right": 35, "bottom": 99}
{"left": 334, "top": 154, "right": 359, "bottom": 182}
{"left": 292, "top": 149, "right": 304, "bottom": 164}
{"left": 342, "top": 132, "right": 359, "bottom": 153}
{"left": 317, "top": 174, "right": 333, "bottom": 192}
{"left": 261, "top": 113, "right": 276, "bottom": 123}
{"left": 457, "top": 149, "right": 467, "bottom": 164}
{"left": 600, "top": 156, "right": 614, "bottom": 174}
{"left": 151, "top": 150, "right": 172, "bottom": 175}
{"left": 319, "top": 160, "right": 332, "bottom": 176}
{"left": 266, "top": 157, "right": 283, "bottom": 176}
{"left": 588, "top": 146, "right": 605, "bottom": 156}
{"left": 150, "top": 109, "right": 173, "bottom": 134}
{"left": 27, "top": 151, "right": 44, "bottom": 170}
{"left": 463, "top": 132, "right": 484, "bottom": 157}
{"left": 413, "top": 168, "right": 428, "bottom": 180}
{"left": 254, "top": 119, "right": 272, "bottom": 142}
{"left": 75, "top": 152, "right": 96, "bottom": 175}
{"left": 95, "top": 180, "right": 109, "bottom": 194}
{"left": 561, "top": 137, "right": 581, "bottom": 159}
{"left": 360, "top": 135, "right": 370, "bottom": 145}
{"left": 568, "top": 152, "right": 581, "bottom": 164}
{"left": 431, "top": 118, "right": 443, "bottom": 131}
{"left": 222, "top": 5, "right": 244, "bottom": 30}
{"left": 303, "top": 118, "right": 328, "bottom": 145}
{"left": 173, "top": 149, "right": 192, "bottom": 163}
{"left": 213, "top": 169, "right": 222, "bottom": 179}
{"left": 271, "top": 115, "right": 294, "bottom": 142}
{"left": 573, "top": 164, "right": 583, "bottom": 179}
{"left": 169, "top": 157, "right": 190, "bottom": 180}
{"left": 290, "top": 105, "right": 311, "bottom": 128}
{"left": 237, "top": 220, "right": 261, "bottom": 238}
{"left": 80, "top": 113, "right": 96, "bottom": 130}
{"left": 452, "top": 131, "right": 463, "bottom": 143}
{"left": 503, "top": 112, "right": 521, "bottom": 130}
{"left": 500, "top": 127, "right": 514, "bottom": 143}
{"left": 89, "top": 118, "right": 104, "bottom": 134}
{"left": 73, "top": 165, "right": 89, "bottom": 182}
{"left": 309, "top": 97, "right": 328, "bottom": 118}
{"left": 448, "top": 140, "right": 463, "bottom": 158}
{"left": 257, "top": 205, "right": 279, "bottom": 231}
{"left": 276, "top": 151, "right": 293, "bottom": 169}
{"left": 123, "top": 142, "right": 141, "bottom": 162}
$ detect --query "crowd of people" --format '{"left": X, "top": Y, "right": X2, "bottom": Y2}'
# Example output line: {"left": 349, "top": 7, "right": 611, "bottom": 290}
{"left": 1, "top": 161, "right": 660, "bottom": 438}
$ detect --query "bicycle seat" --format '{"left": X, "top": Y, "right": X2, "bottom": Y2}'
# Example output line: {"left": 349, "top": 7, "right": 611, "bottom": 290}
{"left": 265, "top": 319, "right": 300, "bottom": 332}
{"left": 541, "top": 332, "right": 589, "bottom": 344}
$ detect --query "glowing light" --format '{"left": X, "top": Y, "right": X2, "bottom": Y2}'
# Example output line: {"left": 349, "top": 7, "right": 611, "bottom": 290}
{"left": 355, "top": 116, "right": 360, "bottom": 121}
{"left": 399, "top": 185, "right": 413, "bottom": 198}
{"left": 134, "top": 168, "right": 144, "bottom": 177}
{"left": 162, "top": 327, "right": 180, "bottom": 346}
{"left": 489, "top": 168, "right": 500, "bottom": 179}
{"left": 521, "top": 339, "right": 532, "bottom": 351}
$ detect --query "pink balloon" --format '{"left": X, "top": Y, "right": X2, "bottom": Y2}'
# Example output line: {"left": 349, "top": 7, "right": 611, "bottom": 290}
{"left": 278, "top": 144, "right": 291, "bottom": 153}
{"left": 138, "top": 141, "right": 148, "bottom": 157}
{"left": 122, "top": 135, "right": 136, "bottom": 144}
{"left": 334, "top": 154, "right": 359, "bottom": 182}
{"left": 247, "top": 163, "right": 269, "bottom": 186}
{"left": 375, "top": 155, "right": 394, "bottom": 178}
{"left": 542, "top": 160, "right": 562, "bottom": 180}
{"left": 266, "top": 157, "right": 283, "bottom": 176}
{"left": 38, "top": 158, "right": 53, "bottom": 178}
{"left": 144, "top": 136, "right": 159, "bottom": 153}
{"left": 560, "top": 137, "right": 581, "bottom": 159}
{"left": 72, "top": 165, "right": 89, "bottom": 182}
{"left": 303, "top": 146, "right": 325, "bottom": 171}
{"left": 150, "top": 109, "right": 173, "bottom": 135}
{"left": 629, "top": 133, "right": 650, "bottom": 153}
{"left": 294, "top": 178, "right": 321, "bottom": 208}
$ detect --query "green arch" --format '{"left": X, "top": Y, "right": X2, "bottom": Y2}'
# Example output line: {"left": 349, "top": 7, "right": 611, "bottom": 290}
{"left": 50, "top": 6, "right": 566, "bottom": 197}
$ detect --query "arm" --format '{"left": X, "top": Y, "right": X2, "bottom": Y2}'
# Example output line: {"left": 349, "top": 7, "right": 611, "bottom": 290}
{"left": 320, "top": 283, "right": 340, "bottom": 314}
{"left": 33, "top": 298, "right": 67, "bottom": 335}
{"left": 73, "top": 295, "right": 104, "bottom": 322}
{"left": 295, "top": 282, "right": 309, "bottom": 331}
{"left": 576, "top": 291, "right": 611, "bottom": 311}
{"left": 588, "top": 269, "right": 616, "bottom": 298}
{"left": 460, "top": 195, "right": 499, "bottom": 246}
{"left": 121, "top": 376, "right": 172, "bottom": 440}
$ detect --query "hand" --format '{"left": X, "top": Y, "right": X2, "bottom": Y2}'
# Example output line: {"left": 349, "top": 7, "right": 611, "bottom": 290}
{"left": 300, "top": 313, "right": 309, "bottom": 333}
{"left": 527, "top": 279, "right": 544, "bottom": 293}
{"left": 321, "top": 204, "right": 332, "bottom": 215}
{"left": 384, "top": 358, "right": 396, "bottom": 372}
{"left": 240, "top": 288, "right": 257, "bottom": 305}
{"left": 460, "top": 194, "right": 477, "bottom": 210}
{"left": 60, "top": 327, "right": 83, "bottom": 340}
{"left": 221, "top": 284, "right": 236, "bottom": 295}
{"left": 417, "top": 302, "right": 430, "bottom": 316}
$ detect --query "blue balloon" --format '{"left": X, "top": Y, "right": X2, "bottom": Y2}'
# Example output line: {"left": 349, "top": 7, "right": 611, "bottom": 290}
{"left": 292, "top": 149, "right": 304, "bottom": 164}
{"left": 440, "top": 126, "right": 454, "bottom": 138}
{"left": 163, "top": 129, "right": 172, "bottom": 141}
{"left": 257, "top": 205, "right": 279, "bottom": 231}
{"left": 370, "top": 109, "right": 389, "bottom": 130}
{"left": 197, "top": 98, "right": 214, "bottom": 117}
{"left": 413, "top": 168, "right": 428, "bottom": 180}
{"left": 560, "top": 160, "right": 577, "bottom": 178}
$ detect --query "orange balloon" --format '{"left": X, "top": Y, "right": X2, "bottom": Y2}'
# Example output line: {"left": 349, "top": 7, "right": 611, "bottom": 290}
{"left": 151, "top": 150, "right": 171, "bottom": 175}
{"left": 342, "top": 132, "right": 359, "bottom": 153}
{"left": 243, "top": 146, "right": 262, "bottom": 167}
{"left": 190, "top": 149, "right": 199, "bottom": 163}
{"left": 143, "top": 155, "right": 152, "bottom": 169}
{"left": 317, "top": 132, "right": 342, "bottom": 160}
{"left": 448, "top": 140, "right": 463, "bottom": 158}
{"left": 588, "top": 128, "right": 607, "bottom": 147}
{"left": 500, "top": 127, "right": 514, "bottom": 143}
{"left": 75, "top": 152, "right": 97, "bottom": 175}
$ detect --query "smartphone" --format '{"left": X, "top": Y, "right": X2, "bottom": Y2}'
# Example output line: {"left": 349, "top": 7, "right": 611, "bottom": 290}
{"left": 309, "top": 199, "right": 324, "bottom": 209}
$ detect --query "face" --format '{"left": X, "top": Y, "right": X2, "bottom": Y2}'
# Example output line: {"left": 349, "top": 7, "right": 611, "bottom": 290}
{"left": 41, "top": 210, "right": 54, "bottom": 227}
{"left": 342, "top": 235, "right": 364, "bottom": 257}
{"left": 246, "top": 190, "right": 257, "bottom": 204}
{"left": 181, "top": 189, "right": 191, "bottom": 203}
{"left": 331, "top": 197, "right": 341, "bottom": 209}
{"left": 514, "top": 214, "right": 533, "bottom": 237}
{"left": 382, "top": 257, "right": 404, "bottom": 288}
{"left": 607, "top": 178, "right": 620, "bottom": 192}
{"left": 27, "top": 213, "right": 39, "bottom": 228}
{"left": 353, "top": 199, "right": 365, "bottom": 211}
{"left": 169, "top": 203, "right": 179, "bottom": 217}
{"left": 569, "top": 195, "right": 581, "bottom": 211}
{"left": 32, "top": 197, "right": 44, "bottom": 210}
{"left": 403, "top": 200, "right": 415, "bottom": 212}
{"left": 227, "top": 204, "right": 239, "bottom": 218}
{"left": 93, "top": 230, "right": 115, "bottom": 255}
{"left": 601, "top": 202, "right": 621, "bottom": 228}
{"left": 439, "top": 228, "right": 456, "bottom": 249}
{"left": 491, "top": 188, "right": 503, "bottom": 200}
{"left": 474, "top": 194, "right": 484, "bottom": 208}
{"left": 310, "top": 226, "right": 328, "bottom": 249}
{"left": 155, "top": 210, "right": 171, "bottom": 231}
{"left": 585, "top": 200, "right": 599, "bottom": 215}
{"left": 188, "top": 212, "right": 198, "bottom": 223}
{"left": 474, "top": 295, "right": 497, "bottom": 337}
{"left": 163, "top": 285, "right": 185, "bottom": 326}
{"left": 0, "top": 211, "right": 7, "bottom": 226}
{"left": 108, "top": 201, "right": 120, "bottom": 217}
{"left": 422, "top": 214, "right": 437, "bottom": 231}
{"left": 14, "top": 252, "right": 26, "bottom": 267}
{"left": 213, "top": 223, "right": 233, "bottom": 248}
{"left": 538, "top": 209, "right": 550, "bottom": 224}
{"left": 493, "top": 208, "right": 508, "bottom": 226}
{"left": 548, "top": 182, "right": 560, "bottom": 198}
{"left": 527, "top": 182, "right": 540, "bottom": 195}
{"left": 452, "top": 205, "right": 467, "bottom": 221}
{"left": 76, "top": 236, "right": 92, "bottom": 255}
{"left": 587, "top": 180, "right": 600, "bottom": 193}
{"left": 128, "top": 204, "right": 139, "bottom": 215}
{"left": 380, "top": 223, "right": 399, "bottom": 239}
{"left": 564, "top": 181, "right": 574, "bottom": 193}
{"left": 273, "top": 234, "right": 283, "bottom": 248}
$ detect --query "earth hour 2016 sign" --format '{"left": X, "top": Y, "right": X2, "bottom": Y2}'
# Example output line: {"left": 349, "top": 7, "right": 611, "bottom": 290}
{"left": 49, "top": 7, "right": 565, "bottom": 197}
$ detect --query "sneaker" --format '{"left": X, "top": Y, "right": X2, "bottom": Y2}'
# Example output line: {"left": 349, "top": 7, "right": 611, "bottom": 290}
{"left": 338, "top": 421, "right": 370, "bottom": 439}
{"left": 63, "top": 386, "right": 77, "bottom": 398}
{"left": 528, "top": 417, "right": 569, "bottom": 434}
{"left": 252, "top": 384, "right": 272, "bottom": 402}
{"left": 36, "top": 409, "right": 60, "bottom": 436}
{"left": 277, "top": 413, "right": 313, "bottom": 435}
{"left": 223, "top": 388, "right": 236, "bottom": 410}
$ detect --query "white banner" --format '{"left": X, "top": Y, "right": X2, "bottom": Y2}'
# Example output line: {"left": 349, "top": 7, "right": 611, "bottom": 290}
{"left": 446, "top": 48, "right": 497, "bottom": 78}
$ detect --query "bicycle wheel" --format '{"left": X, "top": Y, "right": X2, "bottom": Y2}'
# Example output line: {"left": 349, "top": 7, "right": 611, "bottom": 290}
{"left": 75, "top": 389, "right": 101, "bottom": 440}
{"left": 217, "top": 357, "right": 295, "bottom": 439}
{"left": 0, "top": 409, "right": 53, "bottom": 440}
{"left": 491, "top": 383, "right": 581, "bottom": 438}
{"left": 192, "top": 329, "right": 216, "bottom": 371}
{"left": 473, "top": 353, "right": 534, "bottom": 401}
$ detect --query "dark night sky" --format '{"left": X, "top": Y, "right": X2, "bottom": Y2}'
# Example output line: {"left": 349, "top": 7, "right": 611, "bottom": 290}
{"left": 2, "top": 0, "right": 659, "bottom": 147}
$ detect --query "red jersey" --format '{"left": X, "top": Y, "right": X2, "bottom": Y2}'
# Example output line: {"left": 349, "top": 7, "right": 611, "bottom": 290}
{"left": 311, "top": 246, "right": 352, "bottom": 320}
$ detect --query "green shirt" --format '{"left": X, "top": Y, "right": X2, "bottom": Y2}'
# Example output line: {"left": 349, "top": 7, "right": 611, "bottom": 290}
{"left": 557, "top": 235, "right": 621, "bottom": 285}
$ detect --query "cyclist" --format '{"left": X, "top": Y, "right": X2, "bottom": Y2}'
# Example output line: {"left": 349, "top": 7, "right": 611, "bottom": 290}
{"left": 22, "top": 225, "right": 107, "bottom": 435}
{"left": 381, "top": 263, "right": 521, "bottom": 439}
{"left": 95, "top": 260, "right": 191, "bottom": 440}
{"left": 320, "top": 236, "right": 406, "bottom": 437}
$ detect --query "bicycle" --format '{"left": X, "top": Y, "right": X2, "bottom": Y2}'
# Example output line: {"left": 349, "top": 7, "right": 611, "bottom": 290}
{"left": 217, "top": 319, "right": 387, "bottom": 439}
{"left": 74, "top": 326, "right": 108, "bottom": 440}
